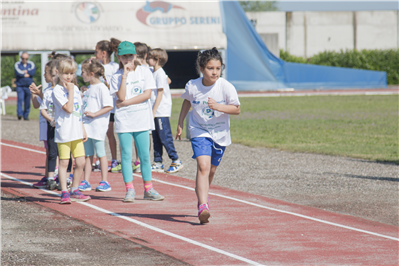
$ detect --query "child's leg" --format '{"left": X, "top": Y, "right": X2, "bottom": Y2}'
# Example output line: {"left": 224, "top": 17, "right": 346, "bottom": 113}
{"left": 44, "top": 143, "right": 49, "bottom": 177}
{"left": 195, "top": 156, "right": 212, "bottom": 205}
{"left": 84, "top": 156, "right": 94, "bottom": 182}
{"left": 93, "top": 139, "right": 108, "bottom": 182}
{"left": 209, "top": 165, "right": 218, "bottom": 185}
{"left": 117, "top": 132, "right": 134, "bottom": 184}
{"left": 70, "top": 140, "right": 86, "bottom": 189}
{"left": 134, "top": 142, "right": 140, "bottom": 163}
{"left": 57, "top": 142, "right": 72, "bottom": 191}
{"left": 107, "top": 120, "right": 117, "bottom": 161}
{"left": 155, "top": 117, "right": 179, "bottom": 161}
{"left": 152, "top": 125, "right": 163, "bottom": 163}
{"left": 133, "top": 131, "right": 152, "bottom": 182}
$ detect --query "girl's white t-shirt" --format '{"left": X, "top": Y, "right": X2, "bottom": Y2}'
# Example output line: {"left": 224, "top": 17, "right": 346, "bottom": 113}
{"left": 82, "top": 83, "right": 113, "bottom": 140}
{"left": 103, "top": 61, "right": 120, "bottom": 114}
{"left": 152, "top": 67, "right": 172, "bottom": 118}
{"left": 110, "top": 66, "right": 156, "bottom": 133}
{"left": 36, "top": 86, "right": 51, "bottom": 141}
{"left": 181, "top": 77, "right": 240, "bottom": 146}
{"left": 52, "top": 84, "right": 83, "bottom": 143}
{"left": 39, "top": 86, "right": 54, "bottom": 140}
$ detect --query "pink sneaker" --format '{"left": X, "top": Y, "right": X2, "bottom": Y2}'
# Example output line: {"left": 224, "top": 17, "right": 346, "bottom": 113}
{"left": 198, "top": 203, "right": 210, "bottom": 224}
{"left": 70, "top": 189, "right": 91, "bottom": 202}
{"left": 60, "top": 191, "right": 71, "bottom": 204}
{"left": 33, "top": 177, "right": 47, "bottom": 188}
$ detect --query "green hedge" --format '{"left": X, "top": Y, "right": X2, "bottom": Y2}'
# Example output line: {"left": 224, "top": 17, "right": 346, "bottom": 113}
{"left": 280, "top": 49, "right": 399, "bottom": 85}
{"left": 1, "top": 54, "right": 93, "bottom": 90}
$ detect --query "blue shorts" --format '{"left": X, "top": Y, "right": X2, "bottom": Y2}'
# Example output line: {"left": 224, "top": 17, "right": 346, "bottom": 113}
{"left": 191, "top": 137, "right": 226, "bottom": 166}
{"left": 83, "top": 138, "right": 106, "bottom": 158}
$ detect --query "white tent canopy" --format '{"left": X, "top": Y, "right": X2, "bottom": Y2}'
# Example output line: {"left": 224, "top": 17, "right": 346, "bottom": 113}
{"left": 2, "top": 1, "right": 226, "bottom": 51}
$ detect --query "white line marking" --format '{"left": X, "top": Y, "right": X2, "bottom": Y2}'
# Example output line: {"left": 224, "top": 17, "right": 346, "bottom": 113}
{"left": 1, "top": 142, "right": 46, "bottom": 154}
{"left": 0, "top": 172, "right": 263, "bottom": 266}
{"left": 135, "top": 174, "right": 399, "bottom": 242}
{"left": 2, "top": 142, "right": 398, "bottom": 242}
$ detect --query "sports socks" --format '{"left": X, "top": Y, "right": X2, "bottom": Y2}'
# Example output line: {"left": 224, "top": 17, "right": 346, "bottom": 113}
{"left": 126, "top": 183, "right": 134, "bottom": 191}
{"left": 144, "top": 182, "right": 153, "bottom": 192}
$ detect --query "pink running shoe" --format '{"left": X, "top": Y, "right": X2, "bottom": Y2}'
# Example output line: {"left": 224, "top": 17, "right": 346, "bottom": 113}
{"left": 198, "top": 203, "right": 210, "bottom": 224}
{"left": 70, "top": 189, "right": 91, "bottom": 202}
{"left": 33, "top": 177, "right": 47, "bottom": 188}
{"left": 60, "top": 191, "right": 71, "bottom": 204}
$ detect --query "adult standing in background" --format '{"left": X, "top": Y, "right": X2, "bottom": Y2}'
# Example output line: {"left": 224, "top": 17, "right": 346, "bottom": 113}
{"left": 15, "top": 52, "right": 36, "bottom": 121}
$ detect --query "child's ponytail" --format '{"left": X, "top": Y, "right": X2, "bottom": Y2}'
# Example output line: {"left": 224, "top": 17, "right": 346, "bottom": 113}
{"left": 81, "top": 58, "right": 107, "bottom": 87}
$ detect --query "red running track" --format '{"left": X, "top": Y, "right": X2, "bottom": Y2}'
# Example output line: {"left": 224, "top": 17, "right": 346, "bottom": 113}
{"left": 1, "top": 139, "right": 398, "bottom": 265}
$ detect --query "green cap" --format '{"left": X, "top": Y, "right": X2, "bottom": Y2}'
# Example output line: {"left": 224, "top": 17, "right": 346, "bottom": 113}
{"left": 118, "top": 41, "right": 136, "bottom": 56}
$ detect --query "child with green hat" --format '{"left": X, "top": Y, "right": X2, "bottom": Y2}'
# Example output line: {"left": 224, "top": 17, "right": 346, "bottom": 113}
{"left": 110, "top": 41, "right": 164, "bottom": 203}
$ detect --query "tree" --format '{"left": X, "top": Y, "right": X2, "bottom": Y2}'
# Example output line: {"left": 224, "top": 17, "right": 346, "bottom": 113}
{"left": 239, "top": 1, "right": 279, "bottom": 12}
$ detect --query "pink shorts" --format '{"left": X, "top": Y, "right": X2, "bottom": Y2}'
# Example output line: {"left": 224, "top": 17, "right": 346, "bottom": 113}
{"left": 43, "top": 140, "right": 48, "bottom": 149}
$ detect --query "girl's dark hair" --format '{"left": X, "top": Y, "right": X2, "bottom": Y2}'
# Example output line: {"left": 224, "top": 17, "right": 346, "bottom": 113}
{"left": 49, "top": 51, "right": 69, "bottom": 60}
{"left": 97, "top": 38, "right": 121, "bottom": 58}
{"left": 81, "top": 58, "right": 108, "bottom": 88}
{"left": 196, "top": 47, "right": 225, "bottom": 74}
{"left": 134, "top": 42, "right": 149, "bottom": 60}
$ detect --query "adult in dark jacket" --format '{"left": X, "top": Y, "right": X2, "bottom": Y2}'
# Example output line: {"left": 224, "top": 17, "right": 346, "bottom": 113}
{"left": 15, "top": 52, "right": 36, "bottom": 120}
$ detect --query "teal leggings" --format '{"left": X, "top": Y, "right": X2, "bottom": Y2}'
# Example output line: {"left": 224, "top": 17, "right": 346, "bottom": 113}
{"left": 117, "top": 131, "right": 151, "bottom": 183}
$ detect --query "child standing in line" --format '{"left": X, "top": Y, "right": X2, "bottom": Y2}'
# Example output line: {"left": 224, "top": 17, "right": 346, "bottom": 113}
{"left": 110, "top": 41, "right": 164, "bottom": 203}
{"left": 94, "top": 38, "right": 121, "bottom": 172}
{"left": 30, "top": 62, "right": 51, "bottom": 188}
{"left": 52, "top": 58, "right": 90, "bottom": 204}
{"left": 147, "top": 48, "right": 183, "bottom": 174}
{"left": 175, "top": 48, "right": 240, "bottom": 224}
{"left": 78, "top": 59, "right": 113, "bottom": 192}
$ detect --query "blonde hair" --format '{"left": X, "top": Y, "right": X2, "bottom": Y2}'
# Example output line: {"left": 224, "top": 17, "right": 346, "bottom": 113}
{"left": 148, "top": 48, "right": 168, "bottom": 67}
{"left": 55, "top": 58, "right": 78, "bottom": 86}
{"left": 81, "top": 58, "right": 109, "bottom": 88}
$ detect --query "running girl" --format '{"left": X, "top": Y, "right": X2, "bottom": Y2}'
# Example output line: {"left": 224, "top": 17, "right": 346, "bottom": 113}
{"left": 175, "top": 48, "right": 241, "bottom": 224}
{"left": 94, "top": 38, "right": 121, "bottom": 172}
{"left": 110, "top": 41, "right": 164, "bottom": 203}
{"left": 52, "top": 58, "right": 90, "bottom": 204}
{"left": 78, "top": 59, "right": 113, "bottom": 192}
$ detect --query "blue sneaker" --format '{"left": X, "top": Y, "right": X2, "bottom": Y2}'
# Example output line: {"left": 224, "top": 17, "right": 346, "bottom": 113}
{"left": 151, "top": 162, "right": 164, "bottom": 172}
{"left": 78, "top": 180, "right": 91, "bottom": 191}
{"left": 96, "top": 181, "right": 111, "bottom": 192}
{"left": 165, "top": 159, "right": 183, "bottom": 174}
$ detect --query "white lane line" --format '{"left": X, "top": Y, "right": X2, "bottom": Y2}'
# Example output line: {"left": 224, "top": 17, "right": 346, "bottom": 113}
{"left": 134, "top": 174, "right": 399, "bottom": 242}
{"left": 2, "top": 142, "right": 398, "bottom": 242}
{"left": 0, "top": 172, "right": 264, "bottom": 266}
{"left": 1, "top": 142, "right": 46, "bottom": 154}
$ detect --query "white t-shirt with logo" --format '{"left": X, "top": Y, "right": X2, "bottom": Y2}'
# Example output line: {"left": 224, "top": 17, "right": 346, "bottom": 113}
{"left": 102, "top": 61, "right": 120, "bottom": 114}
{"left": 37, "top": 85, "right": 51, "bottom": 141}
{"left": 82, "top": 83, "right": 113, "bottom": 140}
{"left": 152, "top": 67, "right": 172, "bottom": 118}
{"left": 52, "top": 84, "right": 83, "bottom": 143}
{"left": 181, "top": 77, "right": 240, "bottom": 146}
{"left": 110, "top": 66, "right": 156, "bottom": 133}
{"left": 39, "top": 86, "right": 54, "bottom": 136}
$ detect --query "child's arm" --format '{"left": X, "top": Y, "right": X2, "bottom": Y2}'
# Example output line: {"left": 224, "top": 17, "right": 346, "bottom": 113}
{"left": 208, "top": 97, "right": 240, "bottom": 115}
{"left": 84, "top": 106, "right": 113, "bottom": 118}
{"left": 116, "top": 89, "right": 151, "bottom": 108}
{"left": 82, "top": 121, "right": 88, "bottom": 142}
{"left": 29, "top": 83, "right": 43, "bottom": 100}
{"left": 167, "top": 77, "right": 171, "bottom": 85}
{"left": 116, "top": 63, "right": 134, "bottom": 101}
{"left": 31, "top": 95, "right": 41, "bottom": 109}
{"left": 62, "top": 83, "right": 75, "bottom": 114}
{"left": 152, "top": 88, "right": 163, "bottom": 117}
{"left": 40, "top": 109, "right": 54, "bottom": 125}
{"left": 175, "top": 99, "right": 192, "bottom": 140}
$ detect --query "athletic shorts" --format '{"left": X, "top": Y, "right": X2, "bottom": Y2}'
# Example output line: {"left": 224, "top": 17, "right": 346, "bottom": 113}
{"left": 191, "top": 137, "right": 226, "bottom": 166}
{"left": 109, "top": 113, "right": 115, "bottom": 123}
{"left": 84, "top": 138, "right": 106, "bottom": 158}
{"left": 57, "top": 139, "right": 85, "bottom": 160}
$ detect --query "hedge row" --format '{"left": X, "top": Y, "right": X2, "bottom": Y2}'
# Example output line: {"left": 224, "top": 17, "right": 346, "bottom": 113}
{"left": 280, "top": 49, "right": 399, "bottom": 85}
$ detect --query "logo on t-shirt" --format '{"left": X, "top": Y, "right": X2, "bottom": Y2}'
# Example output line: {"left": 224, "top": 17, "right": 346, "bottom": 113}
{"left": 131, "top": 86, "right": 143, "bottom": 95}
{"left": 73, "top": 102, "right": 81, "bottom": 120}
{"left": 202, "top": 107, "right": 214, "bottom": 119}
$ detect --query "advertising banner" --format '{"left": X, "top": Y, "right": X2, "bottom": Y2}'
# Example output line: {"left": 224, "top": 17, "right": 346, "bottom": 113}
{"left": 2, "top": 1, "right": 227, "bottom": 51}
